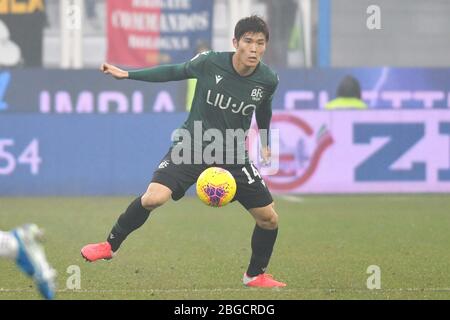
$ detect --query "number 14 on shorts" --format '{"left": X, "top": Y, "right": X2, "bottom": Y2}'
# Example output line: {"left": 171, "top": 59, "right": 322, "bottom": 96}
{"left": 242, "top": 163, "right": 262, "bottom": 184}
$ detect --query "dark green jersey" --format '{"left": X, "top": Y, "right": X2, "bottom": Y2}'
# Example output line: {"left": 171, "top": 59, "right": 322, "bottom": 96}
{"left": 180, "top": 51, "right": 278, "bottom": 163}
{"left": 128, "top": 50, "right": 278, "bottom": 164}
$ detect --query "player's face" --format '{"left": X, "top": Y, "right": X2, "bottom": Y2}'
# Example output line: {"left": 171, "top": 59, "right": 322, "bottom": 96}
{"left": 233, "top": 32, "right": 267, "bottom": 68}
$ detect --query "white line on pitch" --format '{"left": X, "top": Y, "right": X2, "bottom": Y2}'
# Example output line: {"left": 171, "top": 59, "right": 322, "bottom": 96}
{"left": 280, "top": 195, "right": 304, "bottom": 203}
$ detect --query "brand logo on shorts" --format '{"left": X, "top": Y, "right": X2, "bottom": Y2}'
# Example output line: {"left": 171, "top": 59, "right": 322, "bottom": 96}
{"left": 159, "top": 160, "right": 170, "bottom": 169}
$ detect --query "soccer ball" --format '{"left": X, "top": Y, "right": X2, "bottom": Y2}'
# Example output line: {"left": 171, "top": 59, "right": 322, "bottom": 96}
{"left": 196, "top": 167, "right": 237, "bottom": 207}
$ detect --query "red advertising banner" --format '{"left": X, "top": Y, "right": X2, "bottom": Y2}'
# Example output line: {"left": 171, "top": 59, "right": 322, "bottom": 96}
{"left": 107, "top": 0, "right": 160, "bottom": 67}
{"left": 107, "top": 0, "right": 213, "bottom": 68}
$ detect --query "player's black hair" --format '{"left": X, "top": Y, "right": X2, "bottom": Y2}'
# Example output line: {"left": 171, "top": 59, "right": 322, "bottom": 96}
{"left": 234, "top": 15, "right": 269, "bottom": 42}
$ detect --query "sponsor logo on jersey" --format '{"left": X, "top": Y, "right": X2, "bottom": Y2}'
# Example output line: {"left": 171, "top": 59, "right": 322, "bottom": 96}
{"left": 206, "top": 89, "right": 256, "bottom": 116}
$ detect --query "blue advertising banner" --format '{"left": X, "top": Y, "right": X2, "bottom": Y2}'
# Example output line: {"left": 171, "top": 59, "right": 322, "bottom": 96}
{"left": 0, "top": 70, "right": 187, "bottom": 113}
{"left": 273, "top": 67, "right": 450, "bottom": 110}
{"left": 0, "top": 114, "right": 187, "bottom": 195}
{"left": 1, "top": 111, "right": 449, "bottom": 196}
{"left": 1, "top": 68, "right": 450, "bottom": 113}
{"left": 159, "top": 0, "right": 213, "bottom": 64}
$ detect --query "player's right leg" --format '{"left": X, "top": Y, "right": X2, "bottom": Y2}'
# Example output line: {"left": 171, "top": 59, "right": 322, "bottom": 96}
{"left": 81, "top": 182, "right": 172, "bottom": 262}
{"left": 81, "top": 147, "right": 199, "bottom": 262}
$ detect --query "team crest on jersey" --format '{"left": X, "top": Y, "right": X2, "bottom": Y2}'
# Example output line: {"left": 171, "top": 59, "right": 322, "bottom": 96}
{"left": 251, "top": 87, "right": 264, "bottom": 102}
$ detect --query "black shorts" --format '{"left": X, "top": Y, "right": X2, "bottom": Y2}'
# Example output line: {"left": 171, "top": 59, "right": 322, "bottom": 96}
{"left": 151, "top": 148, "right": 273, "bottom": 210}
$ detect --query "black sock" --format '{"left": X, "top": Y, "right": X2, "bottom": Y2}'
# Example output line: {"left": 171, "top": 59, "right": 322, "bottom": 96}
{"left": 107, "top": 196, "right": 150, "bottom": 252}
{"left": 246, "top": 224, "right": 278, "bottom": 277}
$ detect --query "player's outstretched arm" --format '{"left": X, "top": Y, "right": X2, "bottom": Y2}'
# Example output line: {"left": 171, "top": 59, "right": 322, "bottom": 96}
{"left": 128, "top": 63, "right": 189, "bottom": 82}
{"left": 100, "top": 62, "right": 129, "bottom": 79}
{"left": 100, "top": 51, "right": 209, "bottom": 83}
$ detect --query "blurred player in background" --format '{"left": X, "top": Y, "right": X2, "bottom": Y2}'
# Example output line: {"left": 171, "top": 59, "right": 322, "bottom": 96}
{"left": 81, "top": 15, "right": 286, "bottom": 288}
{"left": 0, "top": 224, "right": 56, "bottom": 299}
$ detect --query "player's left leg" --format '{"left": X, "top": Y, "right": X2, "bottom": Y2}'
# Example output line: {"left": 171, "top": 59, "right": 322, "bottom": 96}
{"left": 243, "top": 203, "right": 286, "bottom": 287}
{"left": 226, "top": 162, "right": 286, "bottom": 287}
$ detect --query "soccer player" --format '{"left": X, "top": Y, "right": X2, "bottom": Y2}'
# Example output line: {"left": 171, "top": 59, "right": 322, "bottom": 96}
{"left": 81, "top": 16, "right": 286, "bottom": 288}
{"left": 0, "top": 224, "right": 56, "bottom": 299}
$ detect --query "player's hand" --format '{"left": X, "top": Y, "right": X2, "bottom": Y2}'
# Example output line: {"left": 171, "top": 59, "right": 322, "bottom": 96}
{"left": 100, "top": 62, "right": 129, "bottom": 79}
{"left": 260, "top": 146, "right": 271, "bottom": 166}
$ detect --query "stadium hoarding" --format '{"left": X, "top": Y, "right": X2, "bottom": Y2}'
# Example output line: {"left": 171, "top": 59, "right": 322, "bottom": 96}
{"left": 0, "top": 69, "right": 187, "bottom": 113}
{"left": 0, "top": 113, "right": 187, "bottom": 195}
{"left": 251, "top": 110, "right": 450, "bottom": 194}
{"left": 1, "top": 68, "right": 450, "bottom": 113}
{"left": 274, "top": 67, "right": 450, "bottom": 110}
{"left": 106, "top": 0, "right": 213, "bottom": 67}
{"left": 0, "top": 111, "right": 449, "bottom": 196}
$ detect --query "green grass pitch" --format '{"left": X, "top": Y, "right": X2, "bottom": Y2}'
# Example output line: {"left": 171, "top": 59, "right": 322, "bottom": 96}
{"left": 1, "top": 195, "right": 449, "bottom": 300}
